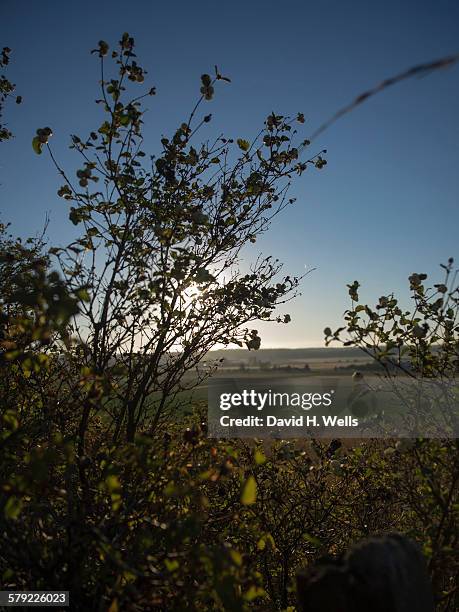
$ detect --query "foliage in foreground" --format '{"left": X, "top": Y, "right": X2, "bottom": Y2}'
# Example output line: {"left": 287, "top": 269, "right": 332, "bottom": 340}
{"left": 1, "top": 225, "right": 458, "bottom": 610}
{"left": 1, "top": 391, "right": 458, "bottom": 610}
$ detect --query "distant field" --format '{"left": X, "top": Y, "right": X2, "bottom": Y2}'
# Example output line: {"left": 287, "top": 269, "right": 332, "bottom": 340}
{"left": 203, "top": 346, "right": 373, "bottom": 370}
{"left": 148, "top": 348, "right": 382, "bottom": 414}
{"left": 175, "top": 365, "right": 378, "bottom": 407}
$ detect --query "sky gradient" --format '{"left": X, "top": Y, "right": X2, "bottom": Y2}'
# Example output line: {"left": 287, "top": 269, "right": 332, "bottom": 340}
{"left": 1, "top": 0, "right": 458, "bottom": 347}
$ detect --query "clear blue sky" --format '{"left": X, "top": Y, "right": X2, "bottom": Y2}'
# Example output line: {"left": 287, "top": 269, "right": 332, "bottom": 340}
{"left": 1, "top": 0, "right": 458, "bottom": 347}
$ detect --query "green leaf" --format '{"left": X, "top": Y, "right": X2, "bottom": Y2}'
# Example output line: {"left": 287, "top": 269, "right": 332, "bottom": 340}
{"left": 194, "top": 268, "right": 215, "bottom": 284}
{"left": 302, "top": 533, "right": 322, "bottom": 547}
{"left": 200, "top": 74, "right": 211, "bottom": 87}
{"left": 244, "top": 586, "right": 266, "bottom": 602}
{"left": 257, "top": 537, "right": 266, "bottom": 551}
{"left": 246, "top": 334, "right": 261, "bottom": 350}
{"left": 69, "top": 208, "right": 80, "bottom": 225}
{"left": 257, "top": 533, "right": 275, "bottom": 550}
{"left": 237, "top": 138, "right": 250, "bottom": 152}
{"left": 254, "top": 449, "right": 266, "bottom": 465}
{"left": 98, "top": 121, "right": 111, "bottom": 136}
{"left": 241, "top": 475, "right": 257, "bottom": 505}
{"left": 4, "top": 496, "right": 22, "bottom": 520}
{"left": 32, "top": 136, "right": 42, "bottom": 155}
{"left": 164, "top": 558, "right": 180, "bottom": 572}
{"left": 229, "top": 549, "right": 243, "bottom": 567}
{"left": 75, "top": 287, "right": 90, "bottom": 302}
{"left": 105, "top": 474, "right": 120, "bottom": 493}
